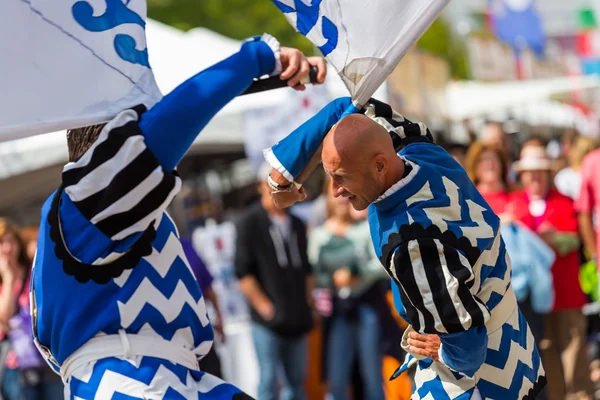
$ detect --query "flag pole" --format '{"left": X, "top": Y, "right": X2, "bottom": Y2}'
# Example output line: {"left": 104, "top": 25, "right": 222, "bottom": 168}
{"left": 240, "top": 66, "right": 320, "bottom": 96}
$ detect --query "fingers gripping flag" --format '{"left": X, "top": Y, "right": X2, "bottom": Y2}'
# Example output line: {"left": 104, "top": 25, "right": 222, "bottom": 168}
{"left": 272, "top": 0, "right": 450, "bottom": 108}
{"left": 0, "top": 0, "right": 162, "bottom": 142}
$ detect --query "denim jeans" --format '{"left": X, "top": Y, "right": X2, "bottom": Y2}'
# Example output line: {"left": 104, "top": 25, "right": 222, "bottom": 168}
{"left": 251, "top": 323, "right": 307, "bottom": 400}
{"left": 326, "top": 305, "right": 385, "bottom": 400}
{"left": 22, "top": 380, "right": 64, "bottom": 400}
{"left": 2, "top": 367, "right": 22, "bottom": 400}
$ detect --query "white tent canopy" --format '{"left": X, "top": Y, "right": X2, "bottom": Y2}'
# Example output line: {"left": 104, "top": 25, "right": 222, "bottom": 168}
{"left": 446, "top": 76, "right": 600, "bottom": 122}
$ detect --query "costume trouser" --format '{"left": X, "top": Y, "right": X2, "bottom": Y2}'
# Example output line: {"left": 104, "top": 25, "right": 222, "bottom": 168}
{"left": 541, "top": 309, "right": 594, "bottom": 400}
{"left": 251, "top": 323, "right": 307, "bottom": 400}
{"left": 65, "top": 355, "right": 253, "bottom": 399}
{"left": 326, "top": 305, "right": 385, "bottom": 400}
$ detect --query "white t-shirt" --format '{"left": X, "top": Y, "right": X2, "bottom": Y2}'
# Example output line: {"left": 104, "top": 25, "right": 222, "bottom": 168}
{"left": 554, "top": 167, "right": 581, "bottom": 201}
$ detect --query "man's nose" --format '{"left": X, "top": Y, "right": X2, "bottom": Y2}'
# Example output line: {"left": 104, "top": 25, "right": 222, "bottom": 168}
{"left": 331, "top": 181, "right": 345, "bottom": 197}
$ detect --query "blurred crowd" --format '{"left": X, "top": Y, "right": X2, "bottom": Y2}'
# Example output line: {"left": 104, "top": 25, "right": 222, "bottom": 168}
{"left": 4, "top": 122, "right": 600, "bottom": 400}
{"left": 0, "top": 222, "right": 62, "bottom": 400}
{"left": 449, "top": 122, "right": 600, "bottom": 400}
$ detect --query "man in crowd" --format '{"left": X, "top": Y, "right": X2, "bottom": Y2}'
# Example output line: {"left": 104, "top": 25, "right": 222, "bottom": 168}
{"left": 235, "top": 165, "right": 313, "bottom": 400}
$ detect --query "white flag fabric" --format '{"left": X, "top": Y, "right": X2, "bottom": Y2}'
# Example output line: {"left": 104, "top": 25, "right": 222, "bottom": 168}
{"left": 272, "top": 0, "right": 450, "bottom": 107}
{"left": 0, "top": 0, "right": 162, "bottom": 142}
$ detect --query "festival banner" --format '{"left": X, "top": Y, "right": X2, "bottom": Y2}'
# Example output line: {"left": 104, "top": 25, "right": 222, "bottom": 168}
{"left": 0, "top": 0, "right": 162, "bottom": 142}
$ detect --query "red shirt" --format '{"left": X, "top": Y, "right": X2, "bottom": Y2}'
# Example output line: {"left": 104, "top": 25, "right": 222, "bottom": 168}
{"left": 478, "top": 189, "right": 511, "bottom": 215}
{"left": 511, "top": 189, "right": 587, "bottom": 311}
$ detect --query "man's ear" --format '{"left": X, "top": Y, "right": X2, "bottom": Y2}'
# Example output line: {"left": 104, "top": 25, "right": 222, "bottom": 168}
{"left": 374, "top": 155, "right": 388, "bottom": 176}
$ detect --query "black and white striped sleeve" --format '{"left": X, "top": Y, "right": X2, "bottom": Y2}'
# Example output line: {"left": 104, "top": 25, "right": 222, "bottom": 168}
{"left": 62, "top": 108, "right": 181, "bottom": 241}
{"left": 388, "top": 237, "right": 490, "bottom": 335}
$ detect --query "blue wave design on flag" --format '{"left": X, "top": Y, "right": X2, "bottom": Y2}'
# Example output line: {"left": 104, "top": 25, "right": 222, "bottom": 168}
{"left": 272, "top": 0, "right": 338, "bottom": 56}
{"left": 72, "top": 0, "right": 150, "bottom": 67}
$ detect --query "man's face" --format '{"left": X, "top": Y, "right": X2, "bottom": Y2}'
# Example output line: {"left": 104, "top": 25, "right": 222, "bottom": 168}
{"left": 520, "top": 169, "right": 549, "bottom": 198}
{"left": 323, "top": 154, "right": 381, "bottom": 211}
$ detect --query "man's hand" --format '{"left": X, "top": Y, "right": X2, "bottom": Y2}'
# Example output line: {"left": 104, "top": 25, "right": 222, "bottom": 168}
{"left": 256, "top": 299, "right": 275, "bottom": 321}
{"left": 333, "top": 267, "right": 353, "bottom": 288}
{"left": 280, "top": 48, "right": 327, "bottom": 90}
{"left": 269, "top": 169, "right": 307, "bottom": 208}
{"left": 407, "top": 331, "right": 441, "bottom": 361}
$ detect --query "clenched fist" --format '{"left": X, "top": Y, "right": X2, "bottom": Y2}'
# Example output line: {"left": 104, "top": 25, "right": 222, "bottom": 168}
{"left": 407, "top": 330, "right": 441, "bottom": 361}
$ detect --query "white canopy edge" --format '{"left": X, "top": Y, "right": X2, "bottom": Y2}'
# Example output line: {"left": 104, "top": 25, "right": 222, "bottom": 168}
{"left": 446, "top": 75, "right": 600, "bottom": 121}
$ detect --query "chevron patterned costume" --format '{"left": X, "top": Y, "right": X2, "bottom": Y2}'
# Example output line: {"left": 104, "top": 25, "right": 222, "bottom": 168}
{"left": 263, "top": 99, "right": 547, "bottom": 399}
{"left": 30, "top": 34, "right": 283, "bottom": 399}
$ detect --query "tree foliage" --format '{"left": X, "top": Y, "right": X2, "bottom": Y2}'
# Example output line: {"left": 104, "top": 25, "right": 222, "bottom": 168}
{"left": 417, "top": 18, "right": 470, "bottom": 79}
{"left": 147, "top": 0, "right": 468, "bottom": 78}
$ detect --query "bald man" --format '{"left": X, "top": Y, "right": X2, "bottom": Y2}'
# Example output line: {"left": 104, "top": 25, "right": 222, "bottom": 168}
{"left": 263, "top": 98, "right": 546, "bottom": 400}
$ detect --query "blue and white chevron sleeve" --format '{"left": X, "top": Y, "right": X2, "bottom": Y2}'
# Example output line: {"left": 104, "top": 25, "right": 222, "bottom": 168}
{"left": 390, "top": 238, "right": 489, "bottom": 375}
{"left": 62, "top": 109, "right": 181, "bottom": 241}
{"left": 140, "top": 34, "right": 281, "bottom": 172}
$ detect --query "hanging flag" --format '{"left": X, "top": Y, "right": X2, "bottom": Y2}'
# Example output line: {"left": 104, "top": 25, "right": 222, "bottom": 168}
{"left": 0, "top": 0, "right": 162, "bottom": 142}
{"left": 488, "top": 0, "right": 546, "bottom": 57}
{"left": 272, "top": 0, "right": 449, "bottom": 108}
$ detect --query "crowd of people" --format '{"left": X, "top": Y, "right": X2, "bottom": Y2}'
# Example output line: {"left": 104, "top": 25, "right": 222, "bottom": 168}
{"left": 0, "top": 223, "right": 63, "bottom": 400}
{"left": 452, "top": 122, "right": 600, "bottom": 400}
{"left": 3, "top": 120, "right": 600, "bottom": 400}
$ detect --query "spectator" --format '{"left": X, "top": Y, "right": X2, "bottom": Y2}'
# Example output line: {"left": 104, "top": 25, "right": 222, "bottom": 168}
{"left": 466, "top": 141, "right": 553, "bottom": 355}
{"left": 512, "top": 146, "right": 594, "bottom": 400}
{"left": 556, "top": 129, "right": 580, "bottom": 172}
{"left": 576, "top": 144, "right": 600, "bottom": 387}
{"left": 0, "top": 219, "right": 28, "bottom": 400}
{"left": 308, "top": 179, "right": 386, "bottom": 400}
{"left": 480, "top": 121, "right": 506, "bottom": 150}
{"left": 578, "top": 146, "right": 600, "bottom": 264}
{"left": 445, "top": 143, "right": 469, "bottom": 168}
{"left": 555, "top": 136, "right": 598, "bottom": 201}
{"left": 19, "top": 226, "right": 39, "bottom": 263}
{"left": 0, "top": 221, "right": 63, "bottom": 400}
{"left": 235, "top": 165, "right": 313, "bottom": 400}
{"left": 465, "top": 141, "right": 512, "bottom": 216}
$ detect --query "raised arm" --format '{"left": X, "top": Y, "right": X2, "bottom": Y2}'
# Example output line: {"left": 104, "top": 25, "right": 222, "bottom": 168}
{"left": 265, "top": 97, "right": 354, "bottom": 207}
{"left": 57, "top": 36, "right": 324, "bottom": 266}
{"left": 141, "top": 36, "right": 325, "bottom": 171}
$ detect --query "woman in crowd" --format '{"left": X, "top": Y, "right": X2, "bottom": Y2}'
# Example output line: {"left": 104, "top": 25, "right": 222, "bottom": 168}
{"left": 511, "top": 145, "right": 594, "bottom": 400}
{"left": 308, "top": 180, "right": 387, "bottom": 400}
{"left": 465, "top": 141, "right": 513, "bottom": 216}
{"left": 0, "top": 220, "right": 32, "bottom": 400}
{"left": 0, "top": 221, "right": 62, "bottom": 400}
{"left": 555, "top": 135, "right": 598, "bottom": 201}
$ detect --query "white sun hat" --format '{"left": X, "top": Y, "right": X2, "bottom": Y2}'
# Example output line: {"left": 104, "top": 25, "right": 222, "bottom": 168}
{"left": 514, "top": 145, "right": 553, "bottom": 172}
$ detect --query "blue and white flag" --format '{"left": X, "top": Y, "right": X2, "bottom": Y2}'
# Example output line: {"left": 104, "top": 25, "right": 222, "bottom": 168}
{"left": 0, "top": 0, "right": 162, "bottom": 142}
{"left": 272, "top": 0, "right": 449, "bottom": 107}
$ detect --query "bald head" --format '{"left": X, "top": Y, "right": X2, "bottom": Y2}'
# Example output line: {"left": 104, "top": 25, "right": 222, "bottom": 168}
{"left": 323, "top": 114, "right": 396, "bottom": 163}
{"left": 321, "top": 113, "right": 405, "bottom": 210}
